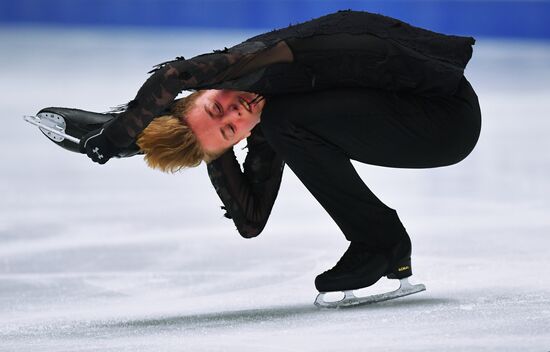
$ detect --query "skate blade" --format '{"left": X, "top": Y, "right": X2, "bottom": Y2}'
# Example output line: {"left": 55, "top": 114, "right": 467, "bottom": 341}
{"left": 314, "top": 277, "right": 426, "bottom": 309}
{"left": 23, "top": 114, "right": 80, "bottom": 144}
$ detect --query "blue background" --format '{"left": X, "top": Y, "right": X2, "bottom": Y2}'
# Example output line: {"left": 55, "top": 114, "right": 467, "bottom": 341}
{"left": 1, "top": 0, "right": 549, "bottom": 39}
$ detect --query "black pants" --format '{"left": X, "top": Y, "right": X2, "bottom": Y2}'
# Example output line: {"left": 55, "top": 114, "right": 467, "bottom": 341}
{"left": 260, "top": 76, "right": 481, "bottom": 251}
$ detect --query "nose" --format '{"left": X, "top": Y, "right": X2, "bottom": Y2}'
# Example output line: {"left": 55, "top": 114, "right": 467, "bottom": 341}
{"left": 227, "top": 102, "right": 242, "bottom": 115}
{"left": 219, "top": 103, "right": 245, "bottom": 122}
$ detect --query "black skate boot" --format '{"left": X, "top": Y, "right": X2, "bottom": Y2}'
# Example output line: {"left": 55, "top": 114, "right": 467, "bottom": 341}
{"left": 314, "top": 236, "right": 425, "bottom": 308}
{"left": 314, "top": 241, "right": 388, "bottom": 292}
{"left": 385, "top": 236, "right": 413, "bottom": 280}
{"left": 24, "top": 107, "right": 141, "bottom": 157}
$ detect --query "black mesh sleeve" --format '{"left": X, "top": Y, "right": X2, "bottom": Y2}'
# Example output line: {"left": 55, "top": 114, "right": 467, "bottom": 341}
{"left": 103, "top": 40, "right": 293, "bottom": 147}
{"left": 206, "top": 126, "right": 284, "bottom": 238}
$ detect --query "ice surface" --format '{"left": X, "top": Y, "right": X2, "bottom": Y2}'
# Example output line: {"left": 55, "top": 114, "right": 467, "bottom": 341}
{"left": 1, "top": 25, "right": 549, "bottom": 351}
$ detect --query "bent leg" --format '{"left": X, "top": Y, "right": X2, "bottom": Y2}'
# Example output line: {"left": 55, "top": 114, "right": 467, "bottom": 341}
{"left": 260, "top": 99, "right": 409, "bottom": 249}
{"left": 262, "top": 119, "right": 408, "bottom": 248}
{"left": 259, "top": 81, "right": 481, "bottom": 248}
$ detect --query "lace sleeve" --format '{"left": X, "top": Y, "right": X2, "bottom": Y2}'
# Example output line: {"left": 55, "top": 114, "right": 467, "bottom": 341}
{"left": 103, "top": 41, "right": 292, "bottom": 147}
{"left": 207, "top": 126, "right": 285, "bottom": 238}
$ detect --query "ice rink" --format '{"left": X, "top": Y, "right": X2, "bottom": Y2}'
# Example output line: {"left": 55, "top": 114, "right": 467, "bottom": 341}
{"left": 1, "top": 26, "right": 549, "bottom": 351}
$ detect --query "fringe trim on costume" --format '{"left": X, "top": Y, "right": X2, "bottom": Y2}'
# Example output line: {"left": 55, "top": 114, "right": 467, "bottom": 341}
{"left": 105, "top": 99, "right": 138, "bottom": 114}
{"left": 147, "top": 56, "right": 186, "bottom": 74}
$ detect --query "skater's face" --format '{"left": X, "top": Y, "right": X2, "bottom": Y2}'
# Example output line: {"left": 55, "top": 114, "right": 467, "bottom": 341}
{"left": 185, "top": 89, "right": 265, "bottom": 155}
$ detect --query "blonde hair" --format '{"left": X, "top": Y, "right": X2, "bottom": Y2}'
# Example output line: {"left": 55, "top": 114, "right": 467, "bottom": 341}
{"left": 136, "top": 90, "right": 218, "bottom": 173}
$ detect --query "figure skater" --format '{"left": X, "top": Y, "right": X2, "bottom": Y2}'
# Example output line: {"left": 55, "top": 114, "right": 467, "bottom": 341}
{"left": 44, "top": 10, "right": 481, "bottom": 305}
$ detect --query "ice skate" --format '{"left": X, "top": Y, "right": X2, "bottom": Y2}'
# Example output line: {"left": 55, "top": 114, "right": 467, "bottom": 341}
{"left": 23, "top": 107, "right": 141, "bottom": 157}
{"left": 314, "top": 238, "right": 426, "bottom": 308}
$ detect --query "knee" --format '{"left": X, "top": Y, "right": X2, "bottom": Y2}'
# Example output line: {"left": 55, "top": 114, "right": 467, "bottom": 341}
{"left": 453, "top": 97, "right": 482, "bottom": 165}
{"left": 440, "top": 114, "right": 481, "bottom": 167}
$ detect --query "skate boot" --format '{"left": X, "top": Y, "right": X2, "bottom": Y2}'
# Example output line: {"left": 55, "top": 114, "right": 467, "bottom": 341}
{"left": 23, "top": 107, "right": 141, "bottom": 157}
{"left": 315, "top": 241, "right": 388, "bottom": 292}
{"left": 384, "top": 235, "right": 413, "bottom": 279}
{"left": 314, "top": 237, "right": 426, "bottom": 308}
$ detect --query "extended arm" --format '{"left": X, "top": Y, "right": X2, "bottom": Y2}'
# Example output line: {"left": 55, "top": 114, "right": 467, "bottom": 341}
{"left": 207, "top": 126, "right": 284, "bottom": 238}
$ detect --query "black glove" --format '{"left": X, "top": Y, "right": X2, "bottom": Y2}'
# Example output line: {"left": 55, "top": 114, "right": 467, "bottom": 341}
{"left": 79, "top": 128, "right": 119, "bottom": 165}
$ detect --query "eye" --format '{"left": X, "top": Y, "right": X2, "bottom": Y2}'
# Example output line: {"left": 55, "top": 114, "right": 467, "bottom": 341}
{"left": 214, "top": 102, "right": 223, "bottom": 115}
{"left": 220, "top": 125, "right": 235, "bottom": 141}
{"left": 226, "top": 124, "right": 235, "bottom": 137}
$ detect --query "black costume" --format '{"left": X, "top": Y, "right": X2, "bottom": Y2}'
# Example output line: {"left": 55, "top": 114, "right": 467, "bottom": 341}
{"left": 85, "top": 10, "right": 481, "bottom": 290}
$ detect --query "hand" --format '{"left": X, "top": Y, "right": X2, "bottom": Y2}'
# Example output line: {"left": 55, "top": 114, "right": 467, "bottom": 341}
{"left": 79, "top": 128, "right": 119, "bottom": 165}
